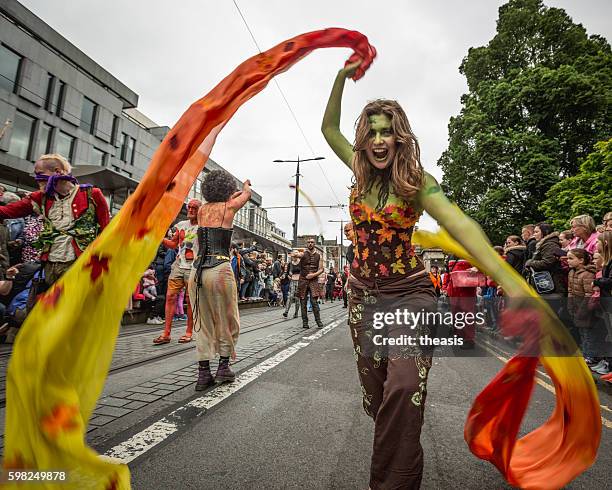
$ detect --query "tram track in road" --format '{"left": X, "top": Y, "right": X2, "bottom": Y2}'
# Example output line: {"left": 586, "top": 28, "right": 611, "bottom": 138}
{"left": 107, "top": 305, "right": 348, "bottom": 374}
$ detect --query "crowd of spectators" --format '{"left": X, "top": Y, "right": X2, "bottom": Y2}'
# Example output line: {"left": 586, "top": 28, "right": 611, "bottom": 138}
{"left": 437, "top": 213, "right": 612, "bottom": 378}
{"left": 137, "top": 236, "right": 349, "bottom": 331}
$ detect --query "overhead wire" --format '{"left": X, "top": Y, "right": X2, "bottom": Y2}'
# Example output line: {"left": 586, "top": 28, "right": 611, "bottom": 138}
{"left": 231, "top": 0, "right": 349, "bottom": 218}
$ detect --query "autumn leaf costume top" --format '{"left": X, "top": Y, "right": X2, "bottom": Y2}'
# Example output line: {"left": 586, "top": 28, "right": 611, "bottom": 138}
{"left": 349, "top": 184, "right": 424, "bottom": 286}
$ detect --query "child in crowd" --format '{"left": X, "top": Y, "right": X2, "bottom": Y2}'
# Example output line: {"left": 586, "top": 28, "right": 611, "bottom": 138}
{"left": 142, "top": 268, "right": 158, "bottom": 300}
{"left": 269, "top": 277, "right": 281, "bottom": 306}
{"left": 559, "top": 230, "right": 573, "bottom": 251}
{"left": 567, "top": 248, "right": 607, "bottom": 372}
{"left": 174, "top": 288, "right": 187, "bottom": 321}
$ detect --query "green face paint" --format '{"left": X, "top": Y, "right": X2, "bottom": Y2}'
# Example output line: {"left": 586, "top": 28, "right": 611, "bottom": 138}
{"left": 365, "top": 114, "right": 396, "bottom": 169}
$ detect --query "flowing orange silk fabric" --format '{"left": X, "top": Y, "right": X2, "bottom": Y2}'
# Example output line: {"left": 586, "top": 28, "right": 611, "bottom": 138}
{"left": 413, "top": 229, "right": 601, "bottom": 489}
{"left": 3, "top": 29, "right": 375, "bottom": 489}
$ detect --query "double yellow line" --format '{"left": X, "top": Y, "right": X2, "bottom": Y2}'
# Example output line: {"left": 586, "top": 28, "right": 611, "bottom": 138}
{"left": 477, "top": 337, "right": 612, "bottom": 430}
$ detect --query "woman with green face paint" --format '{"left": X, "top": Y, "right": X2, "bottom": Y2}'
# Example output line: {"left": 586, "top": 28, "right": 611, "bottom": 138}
{"left": 321, "top": 61, "right": 528, "bottom": 489}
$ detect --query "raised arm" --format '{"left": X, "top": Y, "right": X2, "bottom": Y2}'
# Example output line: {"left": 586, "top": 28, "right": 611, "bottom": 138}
{"left": 0, "top": 196, "right": 34, "bottom": 220}
{"left": 416, "top": 173, "right": 525, "bottom": 297}
{"left": 321, "top": 61, "right": 362, "bottom": 169}
{"left": 228, "top": 179, "right": 252, "bottom": 211}
{"left": 162, "top": 230, "right": 180, "bottom": 250}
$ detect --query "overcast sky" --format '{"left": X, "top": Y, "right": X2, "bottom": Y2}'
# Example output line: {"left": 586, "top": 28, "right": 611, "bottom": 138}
{"left": 19, "top": 0, "right": 611, "bottom": 243}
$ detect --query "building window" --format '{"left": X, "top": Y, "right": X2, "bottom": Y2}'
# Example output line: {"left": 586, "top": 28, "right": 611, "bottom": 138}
{"left": 38, "top": 122, "right": 53, "bottom": 155}
{"left": 53, "top": 81, "right": 65, "bottom": 115}
{"left": 91, "top": 147, "right": 105, "bottom": 166}
{"left": 111, "top": 115, "right": 119, "bottom": 145}
{"left": 126, "top": 136, "right": 135, "bottom": 164}
{"left": 8, "top": 111, "right": 34, "bottom": 159}
{"left": 0, "top": 44, "right": 22, "bottom": 93}
{"left": 55, "top": 131, "right": 74, "bottom": 161}
{"left": 80, "top": 97, "right": 97, "bottom": 134}
{"left": 120, "top": 133, "right": 128, "bottom": 160}
{"left": 43, "top": 73, "right": 54, "bottom": 110}
{"left": 120, "top": 133, "right": 135, "bottom": 164}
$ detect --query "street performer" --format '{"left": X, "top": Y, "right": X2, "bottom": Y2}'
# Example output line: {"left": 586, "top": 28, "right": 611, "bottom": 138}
{"left": 297, "top": 238, "right": 324, "bottom": 329}
{"left": 0, "top": 153, "right": 109, "bottom": 287}
{"left": 321, "top": 58, "right": 548, "bottom": 489}
{"left": 188, "top": 170, "right": 251, "bottom": 390}
{"left": 153, "top": 198, "right": 201, "bottom": 345}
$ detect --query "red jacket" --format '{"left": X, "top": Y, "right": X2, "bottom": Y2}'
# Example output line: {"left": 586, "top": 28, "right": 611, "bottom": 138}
{"left": 443, "top": 259, "right": 477, "bottom": 297}
{"left": 0, "top": 186, "right": 110, "bottom": 259}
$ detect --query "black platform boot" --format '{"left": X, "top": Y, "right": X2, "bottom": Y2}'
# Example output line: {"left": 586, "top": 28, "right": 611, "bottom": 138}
{"left": 195, "top": 361, "right": 214, "bottom": 391}
{"left": 215, "top": 357, "right": 236, "bottom": 383}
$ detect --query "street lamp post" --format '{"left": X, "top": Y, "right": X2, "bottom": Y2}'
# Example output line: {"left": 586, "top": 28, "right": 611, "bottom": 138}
{"left": 273, "top": 156, "right": 325, "bottom": 248}
{"left": 328, "top": 219, "right": 346, "bottom": 270}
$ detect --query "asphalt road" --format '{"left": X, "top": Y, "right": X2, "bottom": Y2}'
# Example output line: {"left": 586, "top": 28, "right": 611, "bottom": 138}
{"left": 113, "top": 306, "right": 610, "bottom": 490}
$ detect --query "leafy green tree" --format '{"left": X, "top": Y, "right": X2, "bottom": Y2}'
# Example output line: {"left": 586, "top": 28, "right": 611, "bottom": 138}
{"left": 438, "top": 0, "right": 611, "bottom": 244}
{"left": 540, "top": 138, "right": 612, "bottom": 230}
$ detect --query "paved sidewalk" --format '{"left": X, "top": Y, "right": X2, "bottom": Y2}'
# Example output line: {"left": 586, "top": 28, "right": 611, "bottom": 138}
{"left": 86, "top": 303, "right": 347, "bottom": 439}
{"left": 0, "top": 304, "right": 307, "bottom": 403}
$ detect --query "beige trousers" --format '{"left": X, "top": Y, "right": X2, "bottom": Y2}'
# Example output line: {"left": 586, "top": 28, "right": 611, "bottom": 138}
{"left": 188, "top": 262, "right": 240, "bottom": 360}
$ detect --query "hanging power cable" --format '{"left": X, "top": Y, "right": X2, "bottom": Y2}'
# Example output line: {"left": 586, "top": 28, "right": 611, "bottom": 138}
{"left": 232, "top": 0, "right": 348, "bottom": 217}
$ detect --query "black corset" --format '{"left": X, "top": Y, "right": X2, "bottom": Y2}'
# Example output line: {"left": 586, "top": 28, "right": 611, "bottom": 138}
{"left": 194, "top": 226, "right": 233, "bottom": 270}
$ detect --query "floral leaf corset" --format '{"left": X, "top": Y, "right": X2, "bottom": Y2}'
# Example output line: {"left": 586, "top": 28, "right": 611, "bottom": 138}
{"left": 349, "top": 188, "right": 423, "bottom": 282}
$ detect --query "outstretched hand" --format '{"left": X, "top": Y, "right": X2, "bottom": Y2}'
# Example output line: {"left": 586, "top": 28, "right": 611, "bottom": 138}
{"left": 343, "top": 40, "right": 376, "bottom": 81}
{"left": 340, "top": 60, "right": 363, "bottom": 80}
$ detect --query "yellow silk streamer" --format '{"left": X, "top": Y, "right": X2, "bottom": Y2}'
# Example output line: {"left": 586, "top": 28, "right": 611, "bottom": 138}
{"left": 290, "top": 184, "right": 324, "bottom": 235}
{"left": 413, "top": 228, "right": 601, "bottom": 489}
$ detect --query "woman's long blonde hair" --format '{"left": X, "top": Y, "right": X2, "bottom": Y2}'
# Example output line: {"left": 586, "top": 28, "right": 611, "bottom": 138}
{"left": 352, "top": 99, "right": 423, "bottom": 209}
{"left": 598, "top": 231, "right": 612, "bottom": 265}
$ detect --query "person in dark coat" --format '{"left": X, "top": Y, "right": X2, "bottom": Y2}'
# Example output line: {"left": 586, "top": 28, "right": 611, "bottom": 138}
{"left": 504, "top": 235, "right": 526, "bottom": 274}
{"left": 524, "top": 223, "right": 567, "bottom": 296}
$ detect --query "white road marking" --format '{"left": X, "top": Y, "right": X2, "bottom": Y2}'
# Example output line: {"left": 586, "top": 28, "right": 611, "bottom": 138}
{"left": 104, "top": 422, "right": 178, "bottom": 463}
{"left": 302, "top": 320, "right": 342, "bottom": 341}
{"left": 478, "top": 342, "right": 612, "bottom": 430}
{"left": 104, "top": 317, "right": 345, "bottom": 463}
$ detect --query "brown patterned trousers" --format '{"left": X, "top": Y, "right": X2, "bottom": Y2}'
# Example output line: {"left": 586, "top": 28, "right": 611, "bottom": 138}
{"left": 348, "top": 273, "right": 436, "bottom": 490}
